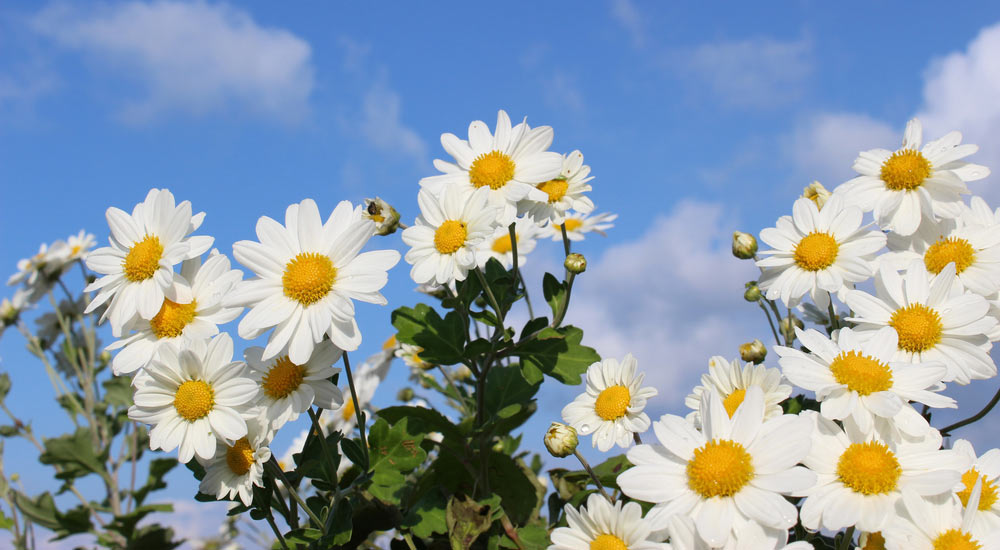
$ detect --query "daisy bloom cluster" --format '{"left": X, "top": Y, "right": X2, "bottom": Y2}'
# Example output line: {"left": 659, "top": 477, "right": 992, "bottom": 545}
{"left": 6, "top": 229, "right": 96, "bottom": 307}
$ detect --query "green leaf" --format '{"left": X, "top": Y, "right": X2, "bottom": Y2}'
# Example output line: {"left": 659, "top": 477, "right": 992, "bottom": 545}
{"left": 483, "top": 365, "right": 540, "bottom": 419}
{"left": 13, "top": 491, "right": 60, "bottom": 530}
{"left": 446, "top": 495, "right": 496, "bottom": 550}
{"left": 403, "top": 491, "right": 448, "bottom": 538}
{"left": 513, "top": 326, "right": 600, "bottom": 385}
{"left": 369, "top": 467, "right": 407, "bottom": 505}
{"left": 52, "top": 505, "right": 92, "bottom": 540}
{"left": 0, "top": 373, "right": 10, "bottom": 401}
{"left": 39, "top": 427, "right": 108, "bottom": 481}
{"left": 542, "top": 273, "right": 567, "bottom": 318}
{"left": 0, "top": 425, "right": 18, "bottom": 437}
{"left": 133, "top": 458, "right": 177, "bottom": 508}
{"left": 285, "top": 527, "right": 323, "bottom": 548}
{"left": 327, "top": 499, "right": 353, "bottom": 546}
{"left": 102, "top": 375, "right": 134, "bottom": 408}
{"left": 499, "top": 524, "right": 549, "bottom": 550}
{"left": 340, "top": 437, "right": 367, "bottom": 469}
{"left": 368, "top": 417, "right": 428, "bottom": 473}
{"left": 377, "top": 405, "right": 465, "bottom": 442}
{"left": 124, "top": 524, "right": 181, "bottom": 550}
{"left": 488, "top": 452, "right": 541, "bottom": 524}
{"left": 392, "top": 304, "right": 466, "bottom": 365}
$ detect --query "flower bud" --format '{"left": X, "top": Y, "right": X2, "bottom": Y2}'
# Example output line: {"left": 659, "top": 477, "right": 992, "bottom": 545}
{"left": 739, "top": 339, "right": 767, "bottom": 364}
{"left": 743, "top": 281, "right": 762, "bottom": 302}
{"left": 454, "top": 365, "right": 473, "bottom": 381}
{"left": 396, "top": 388, "right": 415, "bottom": 402}
{"left": 779, "top": 314, "right": 804, "bottom": 341}
{"left": 732, "top": 231, "right": 758, "bottom": 259}
{"left": 544, "top": 422, "right": 578, "bottom": 458}
{"left": 565, "top": 253, "right": 587, "bottom": 274}
{"left": 364, "top": 197, "right": 401, "bottom": 236}
{"left": 803, "top": 181, "right": 831, "bottom": 210}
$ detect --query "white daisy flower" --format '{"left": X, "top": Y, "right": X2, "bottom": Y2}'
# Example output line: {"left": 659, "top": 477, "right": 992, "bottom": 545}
{"left": 549, "top": 493, "right": 668, "bottom": 550}
{"left": 419, "top": 110, "right": 561, "bottom": 225}
{"left": 518, "top": 150, "right": 595, "bottom": 225}
{"left": 883, "top": 486, "right": 1000, "bottom": 550}
{"left": 542, "top": 211, "right": 617, "bottom": 242}
{"left": 798, "top": 411, "right": 964, "bottom": 533}
{"left": 561, "top": 354, "right": 657, "bottom": 452}
{"left": 952, "top": 439, "right": 1000, "bottom": 534}
{"left": 617, "top": 387, "right": 815, "bottom": 547}
{"left": 83, "top": 189, "right": 213, "bottom": 335}
{"left": 401, "top": 187, "right": 498, "bottom": 286}
{"left": 476, "top": 217, "right": 538, "bottom": 270}
{"left": 837, "top": 117, "right": 990, "bottom": 236}
{"left": 61, "top": 230, "right": 96, "bottom": 264}
{"left": 322, "top": 342, "right": 395, "bottom": 435}
{"left": 395, "top": 343, "right": 433, "bottom": 372}
{"left": 664, "top": 514, "right": 813, "bottom": 550}
{"left": 228, "top": 198, "right": 400, "bottom": 363}
{"left": 129, "top": 334, "right": 258, "bottom": 463}
{"left": 845, "top": 263, "right": 997, "bottom": 384}
{"left": 106, "top": 253, "right": 244, "bottom": 375}
{"left": 0, "top": 290, "right": 28, "bottom": 336}
{"left": 199, "top": 415, "right": 272, "bottom": 506}
{"left": 7, "top": 240, "right": 68, "bottom": 287}
{"left": 684, "top": 356, "right": 791, "bottom": 428}
{"left": 775, "top": 326, "right": 954, "bottom": 441}
{"left": 244, "top": 339, "right": 344, "bottom": 431}
{"left": 756, "top": 195, "right": 886, "bottom": 309}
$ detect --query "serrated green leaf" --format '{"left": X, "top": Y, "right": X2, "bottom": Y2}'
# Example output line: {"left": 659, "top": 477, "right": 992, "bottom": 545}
{"left": 488, "top": 452, "right": 540, "bottom": 524}
{"left": 403, "top": 491, "right": 448, "bottom": 538}
{"left": 13, "top": 491, "right": 60, "bottom": 530}
{"left": 327, "top": 499, "right": 353, "bottom": 545}
{"left": 102, "top": 375, "right": 133, "bottom": 408}
{"left": 483, "top": 365, "right": 540, "bottom": 420}
{"left": 447, "top": 495, "right": 496, "bottom": 550}
{"left": 513, "top": 326, "right": 600, "bottom": 385}
{"left": 377, "top": 405, "right": 464, "bottom": 442}
{"left": 340, "top": 437, "right": 367, "bottom": 469}
{"left": 39, "top": 428, "right": 107, "bottom": 481}
{"left": 392, "top": 304, "right": 466, "bottom": 365}
{"left": 369, "top": 417, "right": 427, "bottom": 472}
{"left": 542, "top": 273, "right": 567, "bottom": 318}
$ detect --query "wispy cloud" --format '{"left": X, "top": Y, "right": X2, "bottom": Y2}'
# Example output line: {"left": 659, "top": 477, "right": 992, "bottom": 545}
{"left": 610, "top": 0, "right": 646, "bottom": 48}
{"left": 783, "top": 112, "right": 897, "bottom": 186}
{"left": 358, "top": 82, "right": 427, "bottom": 166}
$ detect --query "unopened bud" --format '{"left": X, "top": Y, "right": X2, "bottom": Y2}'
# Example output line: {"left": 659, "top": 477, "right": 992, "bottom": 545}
{"left": 565, "top": 253, "right": 587, "bottom": 274}
{"left": 739, "top": 339, "right": 767, "bottom": 364}
{"left": 732, "top": 232, "right": 758, "bottom": 259}
{"left": 454, "top": 365, "right": 472, "bottom": 381}
{"left": 98, "top": 351, "right": 112, "bottom": 365}
{"left": 803, "top": 181, "right": 831, "bottom": 210}
{"left": 743, "top": 281, "right": 762, "bottom": 302}
{"left": 364, "top": 197, "right": 401, "bottom": 236}
{"left": 544, "top": 422, "right": 578, "bottom": 458}
{"left": 396, "top": 388, "right": 415, "bottom": 402}
{"left": 779, "top": 315, "right": 804, "bottom": 341}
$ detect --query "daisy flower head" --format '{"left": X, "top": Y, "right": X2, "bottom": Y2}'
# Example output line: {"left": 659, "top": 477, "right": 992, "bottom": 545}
{"left": 401, "top": 187, "right": 498, "bottom": 286}
{"left": 951, "top": 439, "right": 1000, "bottom": 533}
{"left": 684, "top": 355, "right": 792, "bottom": 428}
{"left": 838, "top": 117, "right": 990, "bottom": 236}
{"left": 798, "top": 411, "right": 964, "bottom": 533}
{"left": 476, "top": 216, "right": 538, "bottom": 270}
{"left": 62, "top": 230, "right": 96, "bottom": 263}
{"left": 883, "top": 485, "right": 1000, "bottom": 550}
{"left": 244, "top": 339, "right": 344, "bottom": 431}
{"left": 518, "top": 149, "right": 595, "bottom": 225}
{"left": 83, "top": 189, "right": 214, "bottom": 335}
{"left": 775, "top": 326, "right": 955, "bottom": 442}
{"left": 7, "top": 240, "right": 68, "bottom": 287}
{"left": 756, "top": 195, "right": 886, "bottom": 309}
{"left": 617, "top": 387, "right": 815, "bottom": 547}
{"left": 543, "top": 211, "right": 618, "bottom": 242}
{"left": 664, "top": 514, "right": 814, "bottom": 550}
{"left": 199, "top": 415, "right": 273, "bottom": 506}
{"left": 561, "top": 353, "right": 657, "bottom": 452}
{"left": 228, "top": 198, "right": 400, "bottom": 363}
{"left": 106, "top": 252, "right": 244, "bottom": 375}
{"left": 419, "top": 110, "right": 561, "bottom": 224}
{"left": 845, "top": 262, "right": 997, "bottom": 384}
{"left": 395, "top": 343, "right": 433, "bottom": 372}
{"left": 549, "top": 493, "right": 669, "bottom": 550}
{"left": 129, "top": 333, "right": 258, "bottom": 463}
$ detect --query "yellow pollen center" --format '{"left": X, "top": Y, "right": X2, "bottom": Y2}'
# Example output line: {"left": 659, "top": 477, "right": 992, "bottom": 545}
{"left": 537, "top": 179, "right": 569, "bottom": 203}
{"left": 434, "top": 220, "right": 468, "bottom": 254}
{"left": 889, "top": 304, "right": 943, "bottom": 353}
{"left": 687, "top": 439, "right": 755, "bottom": 498}
{"left": 262, "top": 356, "right": 306, "bottom": 400}
{"left": 173, "top": 380, "right": 214, "bottom": 421}
{"left": 830, "top": 351, "right": 893, "bottom": 396}
{"left": 341, "top": 399, "right": 356, "bottom": 422}
{"left": 836, "top": 441, "right": 901, "bottom": 495}
{"left": 383, "top": 334, "right": 397, "bottom": 350}
{"left": 282, "top": 252, "right": 336, "bottom": 306}
{"left": 862, "top": 532, "right": 886, "bottom": 550}
{"left": 149, "top": 299, "right": 198, "bottom": 339}
{"left": 932, "top": 529, "right": 981, "bottom": 550}
{"left": 594, "top": 385, "right": 631, "bottom": 421}
{"left": 469, "top": 150, "right": 516, "bottom": 190}
{"left": 794, "top": 232, "right": 839, "bottom": 271}
{"left": 925, "top": 237, "right": 976, "bottom": 275}
{"left": 123, "top": 235, "right": 164, "bottom": 282}
{"left": 226, "top": 438, "right": 256, "bottom": 476}
{"left": 881, "top": 149, "right": 932, "bottom": 191}
{"left": 589, "top": 534, "right": 627, "bottom": 550}
{"left": 563, "top": 218, "right": 583, "bottom": 232}
{"left": 722, "top": 389, "right": 746, "bottom": 418}
{"left": 957, "top": 468, "right": 999, "bottom": 511}
{"left": 492, "top": 234, "right": 514, "bottom": 254}
{"left": 71, "top": 244, "right": 82, "bottom": 256}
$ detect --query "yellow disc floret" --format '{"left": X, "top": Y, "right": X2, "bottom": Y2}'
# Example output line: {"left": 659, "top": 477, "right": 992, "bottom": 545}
{"left": 722, "top": 389, "right": 746, "bottom": 418}
{"left": 282, "top": 252, "right": 336, "bottom": 306}
{"left": 434, "top": 220, "right": 468, "bottom": 254}
{"left": 174, "top": 380, "right": 214, "bottom": 421}
{"left": 932, "top": 529, "right": 981, "bottom": 550}
{"left": 687, "top": 439, "right": 755, "bottom": 498}
{"left": 150, "top": 299, "right": 198, "bottom": 339}
{"left": 492, "top": 234, "right": 514, "bottom": 254}
{"left": 924, "top": 237, "right": 976, "bottom": 275}
{"left": 836, "top": 441, "right": 901, "bottom": 495}
{"left": 537, "top": 179, "right": 569, "bottom": 203}
{"left": 589, "top": 534, "right": 627, "bottom": 550}
{"left": 957, "top": 468, "right": 999, "bottom": 511}
{"left": 341, "top": 398, "right": 356, "bottom": 422}
{"left": 469, "top": 150, "right": 516, "bottom": 190}
{"left": 123, "top": 235, "right": 164, "bottom": 282}
{"left": 861, "top": 532, "right": 886, "bottom": 550}
{"left": 889, "top": 304, "right": 943, "bottom": 353}
{"left": 794, "top": 232, "right": 839, "bottom": 271}
{"left": 262, "top": 356, "right": 306, "bottom": 400}
{"left": 226, "top": 437, "right": 256, "bottom": 476}
{"left": 830, "top": 351, "right": 893, "bottom": 396}
{"left": 563, "top": 218, "right": 583, "bottom": 232}
{"left": 594, "top": 385, "right": 631, "bottom": 421}
{"left": 880, "top": 149, "right": 932, "bottom": 191}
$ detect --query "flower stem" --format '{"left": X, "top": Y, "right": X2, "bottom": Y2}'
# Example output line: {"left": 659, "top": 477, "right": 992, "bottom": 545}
{"left": 573, "top": 450, "right": 613, "bottom": 503}
{"left": 827, "top": 293, "right": 840, "bottom": 331}
{"left": 758, "top": 302, "right": 781, "bottom": 345}
{"left": 341, "top": 351, "right": 370, "bottom": 467}
{"left": 267, "top": 458, "right": 322, "bottom": 528}
{"left": 474, "top": 267, "right": 504, "bottom": 326}
{"left": 560, "top": 223, "right": 571, "bottom": 256}
{"left": 941, "top": 383, "right": 1000, "bottom": 436}
{"left": 838, "top": 526, "right": 855, "bottom": 550}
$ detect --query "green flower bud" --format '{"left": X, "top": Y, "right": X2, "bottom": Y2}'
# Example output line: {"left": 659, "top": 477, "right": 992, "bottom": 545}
{"left": 364, "top": 197, "right": 401, "bottom": 236}
{"left": 803, "top": 181, "right": 831, "bottom": 210}
{"left": 779, "top": 315, "right": 804, "bottom": 341}
{"left": 732, "top": 231, "right": 758, "bottom": 259}
{"left": 544, "top": 422, "right": 578, "bottom": 458}
{"left": 396, "top": 388, "right": 415, "bottom": 402}
{"left": 744, "top": 281, "right": 762, "bottom": 302}
{"left": 565, "top": 253, "right": 587, "bottom": 274}
{"left": 739, "top": 339, "right": 767, "bottom": 364}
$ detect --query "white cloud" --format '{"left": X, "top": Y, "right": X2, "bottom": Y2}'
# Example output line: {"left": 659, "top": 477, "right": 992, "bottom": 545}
{"left": 30, "top": 1, "right": 314, "bottom": 124}
{"left": 610, "top": 0, "right": 646, "bottom": 48}
{"left": 542, "top": 72, "right": 586, "bottom": 113}
{"left": 358, "top": 83, "right": 427, "bottom": 166}
{"left": 784, "top": 112, "right": 897, "bottom": 186}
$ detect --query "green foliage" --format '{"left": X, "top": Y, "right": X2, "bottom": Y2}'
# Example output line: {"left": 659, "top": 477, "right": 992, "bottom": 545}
{"left": 393, "top": 304, "right": 467, "bottom": 365}
{"left": 514, "top": 325, "right": 601, "bottom": 385}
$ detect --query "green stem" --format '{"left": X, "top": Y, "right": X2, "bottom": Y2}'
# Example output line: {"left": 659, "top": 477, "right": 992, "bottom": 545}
{"left": 828, "top": 293, "right": 840, "bottom": 331}
{"left": 264, "top": 511, "right": 290, "bottom": 550}
{"left": 573, "top": 450, "right": 612, "bottom": 503}
{"left": 758, "top": 302, "right": 781, "bottom": 345}
{"left": 560, "top": 223, "right": 571, "bottom": 256}
{"left": 474, "top": 267, "right": 504, "bottom": 326}
{"left": 508, "top": 223, "right": 535, "bottom": 319}
{"left": 941, "top": 384, "right": 1000, "bottom": 436}
{"left": 267, "top": 459, "right": 322, "bottom": 528}
{"left": 341, "top": 351, "right": 370, "bottom": 467}
{"left": 307, "top": 408, "right": 340, "bottom": 528}
{"left": 839, "top": 526, "right": 855, "bottom": 550}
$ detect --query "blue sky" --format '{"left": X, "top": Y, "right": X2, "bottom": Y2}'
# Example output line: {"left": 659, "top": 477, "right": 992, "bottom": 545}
{"left": 4, "top": 1, "right": 1000, "bottom": 545}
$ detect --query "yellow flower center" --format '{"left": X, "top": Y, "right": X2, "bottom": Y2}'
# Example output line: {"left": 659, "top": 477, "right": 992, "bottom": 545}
{"left": 383, "top": 334, "right": 397, "bottom": 350}
{"left": 830, "top": 351, "right": 893, "bottom": 396}
{"left": 836, "top": 441, "right": 901, "bottom": 495}
{"left": 226, "top": 437, "right": 256, "bottom": 476}
{"left": 71, "top": 244, "right": 83, "bottom": 256}
{"left": 687, "top": 439, "right": 755, "bottom": 498}
{"left": 341, "top": 398, "right": 356, "bottom": 422}
{"left": 594, "top": 385, "right": 631, "bottom": 421}
{"left": 434, "top": 220, "right": 468, "bottom": 254}
{"left": 924, "top": 237, "right": 976, "bottom": 275}
{"left": 123, "top": 235, "right": 163, "bottom": 282}
{"left": 862, "top": 532, "right": 886, "bottom": 550}
{"left": 794, "top": 232, "right": 839, "bottom": 271}
{"left": 282, "top": 252, "right": 336, "bottom": 306}
{"left": 173, "top": 380, "right": 214, "bottom": 421}
{"left": 469, "top": 150, "right": 516, "bottom": 190}
{"left": 722, "top": 389, "right": 746, "bottom": 418}
{"left": 589, "top": 534, "right": 627, "bottom": 550}
{"left": 932, "top": 529, "right": 981, "bottom": 550}
{"left": 149, "top": 299, "right": 198, "bottom": 339}
{"left": 537, "top": 179, "right": 569, "bottom": 203}
{"left": 889, "top": 304, "right": 943, "bottom": 353}
{"left": 492, "top": 234, "right": 514, "bottom": 254}
{"left": 957, "top": 468, "right": 999, "bottom": 511}
{"left": 262, "top": 356, "right": 306, "bottom": 400}
{"left": 880, "top": 149, "right": 932, "bottom": 191}
{"left": 562, "top": 218, "right": 583, "bottom": 232}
